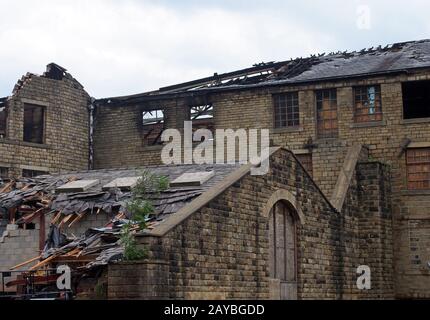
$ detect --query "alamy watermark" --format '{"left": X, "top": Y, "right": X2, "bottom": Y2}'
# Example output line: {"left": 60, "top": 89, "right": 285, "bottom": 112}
{"left": 357, "top": 265, "right": 371, "bottom": 290}
{"left": 356, "top": 4, "right": 371, "bottom": 30}
{"left": 56, "top": 265, "right": 71, "bottom": 290}
{"left": 161, "top": 122, "right": 270, "bottom": 176}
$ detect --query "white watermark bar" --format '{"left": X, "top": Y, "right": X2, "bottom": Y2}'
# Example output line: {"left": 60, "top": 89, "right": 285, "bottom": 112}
{"left": 161, "top": 122, "right": 271, "bottom": 176}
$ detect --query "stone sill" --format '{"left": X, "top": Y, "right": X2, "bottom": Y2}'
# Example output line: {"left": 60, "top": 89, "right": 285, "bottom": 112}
{"left": 350, "top": 120, "right": 386, "bottom": 129}
{"left": 400, "top": 189, "right": 430, "bottom": 196}
{"left": 402, "top": 117, "right": 430, "bottom": 125}
{"left": 272, "top": 126, "right": 304, "bottom": 134}
{"left": 0, "top": 138, "right": 52, "bottom": 150}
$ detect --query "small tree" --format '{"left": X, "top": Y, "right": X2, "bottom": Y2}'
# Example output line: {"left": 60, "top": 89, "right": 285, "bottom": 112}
{"left": 120, "top": 170, "right": 169, "bottom": 261}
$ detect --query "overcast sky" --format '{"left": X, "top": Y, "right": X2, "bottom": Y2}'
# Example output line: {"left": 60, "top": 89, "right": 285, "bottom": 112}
{"left": 1, "top": 0, "right": 430, "bottom": 98}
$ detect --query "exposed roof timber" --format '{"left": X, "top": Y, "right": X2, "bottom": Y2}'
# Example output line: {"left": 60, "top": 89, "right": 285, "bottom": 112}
{"left": 95, "top": 40, "right": 430, "bottom": 107}
{"left": 158, "top": 61, "right": 285, "bottom": 93}
{"left": 95, "top": 67, "right": 418, "bottom": 107}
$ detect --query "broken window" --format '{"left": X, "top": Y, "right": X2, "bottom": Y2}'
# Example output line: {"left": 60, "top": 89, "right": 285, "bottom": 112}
{"left": 142, "top": 109, "right": 165, "bottom": 146}
{"left": 316, "top": 89, "right": 338, "bottom": 138}
{"left": 354, "top": 85, "right": 382, "bottom": 122}
{"left": 0, "top": 167, "right": 9, "bottom": 179}
{"left": 22, "top": 169, "right": 48, "bottom": 178}
{"left": 0, "top": 103, "right": 6, "bottom": 137}
{"left": 406, "top": 148, "right": 430, "bottom": 190}
{"left": 274, "top": 92, "right": 300, "bottom": 128}
{"left": 296, "top": 153, "right": 313, "bottom": 177}
{"left": 402, "top": 81, "right": 430, "bottom": 119}
{"left": 188, "top": 104, "right": 214, "bottom": 133}
{"left": 23, "top": 104, "right": 45, "bottom": 144}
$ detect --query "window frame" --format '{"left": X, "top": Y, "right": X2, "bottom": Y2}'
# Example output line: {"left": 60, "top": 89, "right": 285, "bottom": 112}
{"left": 23, "top": 103, "right": 45, "bottom": 144}
{"left": 353, "top": 85, "right": 383, "bottom": 123}
{"left": 402, "top": 80, "right": 430, "bottom": 120}
{"left": 296, "top": 153, "right": 313, "bottom": 177}
{"left": 22, "top": 169, "right": 48, "bottom": 178}
{"left": 0, "top": 167, "right": 9, "bottom": 179}
{"left": 406, "top": 147, "right": 430, "bottom": 190}
{"left": 188, "top": 104, "right": 214, "bottom": 133}
{"left": 0, "top": 104, "right": 7, "bottom": 137}
{"left": 142, "top": 109, "right": 165, "bottom": 147}
{"left": 273, "top": 92, "right": 300, "bottom": 129}
{"left": 315, "top": 89, "right": 338, "bottom": 139}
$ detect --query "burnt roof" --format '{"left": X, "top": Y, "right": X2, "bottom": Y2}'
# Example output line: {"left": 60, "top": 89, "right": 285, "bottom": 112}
{"left": 0, "top": 163, "right": 240, "bottom": 221}
{"left": 98, "top": 39, "right": 430, "bottom": 105}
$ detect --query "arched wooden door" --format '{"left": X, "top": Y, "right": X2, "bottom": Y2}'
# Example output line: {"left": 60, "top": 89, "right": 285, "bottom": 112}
{"left": 268, "top": 201, "right": 298, "bottom": 300}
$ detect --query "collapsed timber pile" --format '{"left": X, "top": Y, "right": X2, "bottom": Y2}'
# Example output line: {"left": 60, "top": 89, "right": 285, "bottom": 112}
{"left": 0, "top": 172, "right": 204, "bottom": 272}
{"left": 30, "top": 186, "right": 204, "bottom": 271}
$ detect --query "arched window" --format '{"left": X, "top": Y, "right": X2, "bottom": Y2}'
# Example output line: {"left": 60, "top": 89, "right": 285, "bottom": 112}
{"left": 268, "top": 201, "right": 297, "bottom": 300}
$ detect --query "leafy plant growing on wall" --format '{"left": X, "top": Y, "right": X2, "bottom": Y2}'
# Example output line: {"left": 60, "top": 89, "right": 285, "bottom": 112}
{"left": 120, "top": 170, "right": 169, "bottom": 261}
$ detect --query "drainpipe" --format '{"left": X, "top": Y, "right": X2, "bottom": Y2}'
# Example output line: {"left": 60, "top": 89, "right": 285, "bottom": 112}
{"left": 88, "top": 98, "right": 96, "bottom": 170}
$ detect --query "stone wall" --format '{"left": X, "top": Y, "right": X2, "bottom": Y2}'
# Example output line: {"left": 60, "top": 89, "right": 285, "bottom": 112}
{"left": 111, "top": 149, "right": 395, "bottom": 300}
{"left": 0, "top": 68, "right": 90, "bottom": 178}
{"left": 108, "top": 261, "right": 169, "bottom": 300}
{"left": 95, "top": 70, "right": 430, "bottom": 298}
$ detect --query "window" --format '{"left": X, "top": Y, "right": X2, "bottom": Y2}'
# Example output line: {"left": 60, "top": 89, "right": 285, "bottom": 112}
{"left": 316, "top": 89, "right": 338, "bottom": 138}
{"left": 189, "top": 104, "right": 214, "bottom": 133}
{"left": 0, "top": 103, "right": 6, "bottom": 137}
{"left": 402, "top": 81, "right": 430, "bottom": 119}
{"left": 23, "top": 104, "right": 45, "bottom": 144}
{"left": 0, "top": 167, "right": 8, "bottom": 179}
{"left": 274, "top": 92, "right": 299, "bottom": 128}
{"left": 22, "top": 169, "right": 48, "bottom": 178}
{"left": 142, "top": 109, "right": 164, "bottom": 146}
{"left": 296, "top": 153, "right": 313, "bottom": 177}
{"left": 406, "top": 148, "right": 430, "bottom": 190}
{"left": 268, "top": 201, "right": 297, "bottom": 300}
{"left": 354, "top": 85, "right": 382, "bottom": 122}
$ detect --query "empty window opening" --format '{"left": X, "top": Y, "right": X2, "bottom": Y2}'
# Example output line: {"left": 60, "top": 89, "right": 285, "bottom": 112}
{"left": 0, "top": 167, "right": 9, "bottom": 179}
{"left": 188, "top": 104, "right": 214, "bottom": 133}
{"left": 274, "top": 92, "right": 300, "bottom": 128}
{"left": 402, "top": 81, "right": 430, "bottom": 119}
{"left": 23, "top": 104, "right": 45, "bottom": 144}
{"left": 316, "top": 89, "right": 338, "bottom": 138}
{"left": 406, "top": 148, "right": 430, "bottom": 190}
{"left": 142, "top": 109, "right": 165, "bottom": 146}
{"left": 0, "top": 103, "right": 6, "bottom": 137}
{"left": 296, "top": 153, "right": 313, "bottom": 177}
{"left": 354, "top": 85, "right": 382, "bottom": 122}
{"left": 22, "top": 169, "right": 48, "bottom": 178}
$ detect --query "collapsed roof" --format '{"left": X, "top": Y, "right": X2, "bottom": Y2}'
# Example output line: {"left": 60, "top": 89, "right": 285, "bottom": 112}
{"left": 0, "top": 163, "right": 241, "bottom": 271}
{"left": 98, "top": 39, "right": 430, "bottom": 105}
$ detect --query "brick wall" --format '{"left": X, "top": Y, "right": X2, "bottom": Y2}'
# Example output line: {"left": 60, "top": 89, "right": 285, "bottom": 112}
{"left": 0, "top": 70, "right": 90, "bottom": 177}
{"left": 95, "top": 71, "right": 430, "bottom": 298}
{"left": 109, "top": 149, "right": 394, "bottom": 300}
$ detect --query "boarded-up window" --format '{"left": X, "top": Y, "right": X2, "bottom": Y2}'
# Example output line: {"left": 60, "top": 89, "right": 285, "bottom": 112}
{"left": 142, "top": 109, "right": 164, "bottom": 146}
{"left": 274, "top": 92, "right": 299, "bottom": 128}
{"left": 0, "top": 103, "right": 6, "bottom": 136}
{"left": 407, "top": 148, "right": 430, "bottom": 190}
{"left": 189, "top": 104, "right": 214, "bottom": 133}
{"left": 23, "top": 104, "right": 44, "bottom": 144}
{"left": 268, "top": 201, "right": 297, "bottom": 300}
{"left": 316, "top": 89, "right": 338, "bottom": 138}
{"left": 296, "top": 153, "right": 313, "bottom": 177}
{"left": 22, "top": 169, "right": 48, "bottom": 178}
{"left": 354, "top": 85, "right": 382, "bottom": 122}
{"left": 0, "top": 167, "right": 8, "bottom": 179}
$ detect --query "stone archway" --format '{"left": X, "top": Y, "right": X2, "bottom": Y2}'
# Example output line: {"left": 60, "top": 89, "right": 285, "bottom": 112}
{"left": 264, "top": 190, "right": 303, "bottom": 300}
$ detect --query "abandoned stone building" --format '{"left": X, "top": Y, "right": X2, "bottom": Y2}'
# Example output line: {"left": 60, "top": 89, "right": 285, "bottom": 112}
{"left": 1, "top": 39, "right": 430, "bottom": 299}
